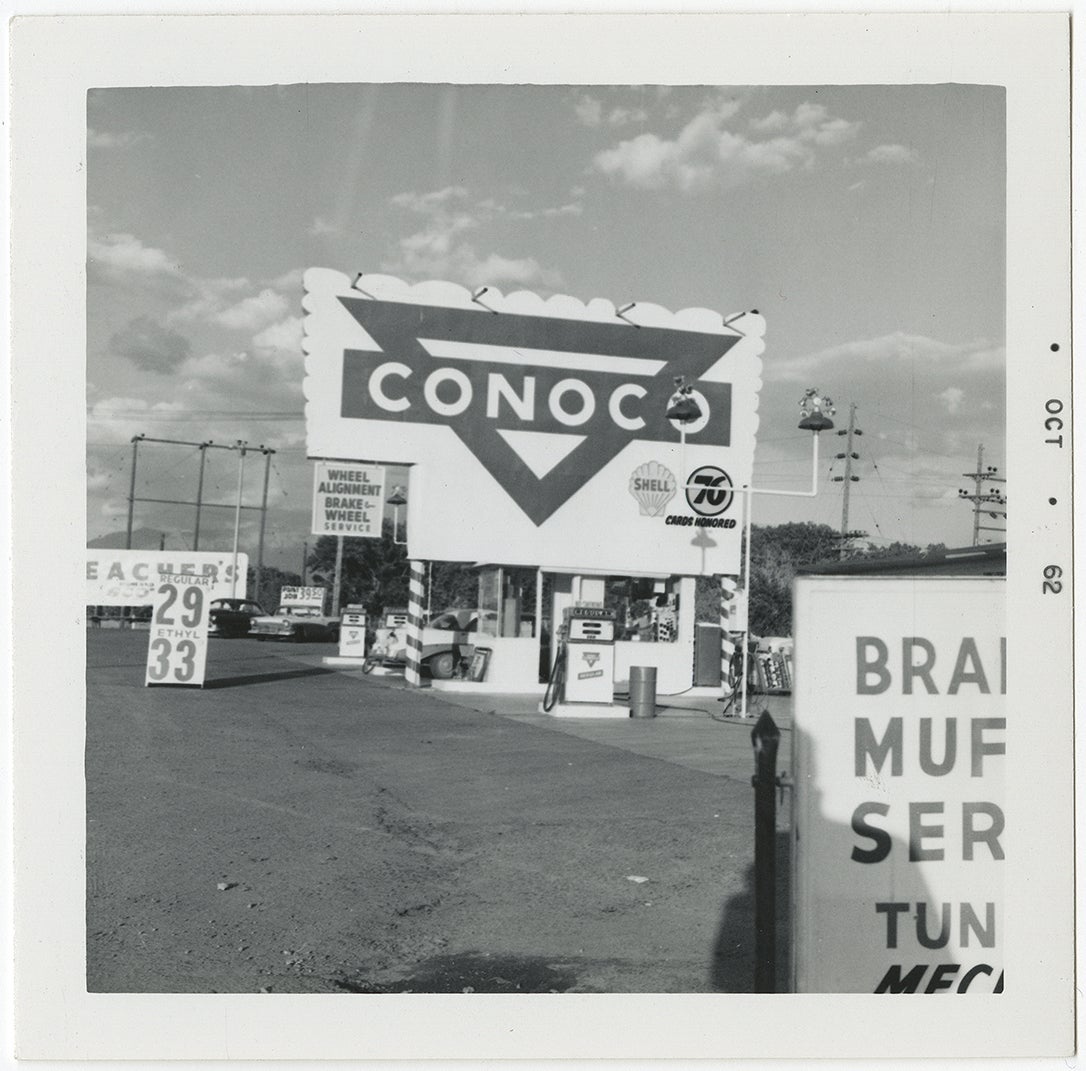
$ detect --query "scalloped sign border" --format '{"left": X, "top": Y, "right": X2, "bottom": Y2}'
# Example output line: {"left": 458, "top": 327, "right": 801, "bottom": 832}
{"left": 304, "top": 269, "right": 763, "bottom": 574}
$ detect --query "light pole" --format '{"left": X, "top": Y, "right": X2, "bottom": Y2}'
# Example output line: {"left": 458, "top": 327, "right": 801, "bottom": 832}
{"left": 734, "top": 388, "right": 835, "bottom": 717}
{"left": 666, "top": 376, "right": 706, "bottom": 488}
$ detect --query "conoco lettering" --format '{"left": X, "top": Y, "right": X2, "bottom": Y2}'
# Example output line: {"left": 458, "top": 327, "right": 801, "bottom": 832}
{"left": 345, "top": 353, "right": 730, "bottom": 442}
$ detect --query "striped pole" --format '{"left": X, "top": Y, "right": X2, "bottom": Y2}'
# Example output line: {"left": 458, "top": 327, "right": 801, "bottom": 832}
{"left": 718, "top": 574, "right": 741, "bottom": 695}
{"left": 405, "top": 560, "right": 426, "bottom": 686}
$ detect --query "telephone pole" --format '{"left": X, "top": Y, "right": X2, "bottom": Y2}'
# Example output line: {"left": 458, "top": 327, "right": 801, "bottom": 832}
{"left": 958, "top": 444, "right": 1006, "bottom": 545}
{"left": 833, "top": 403, "right": 862, "bottom": 556}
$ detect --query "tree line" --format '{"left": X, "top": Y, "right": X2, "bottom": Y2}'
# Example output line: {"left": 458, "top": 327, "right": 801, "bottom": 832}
{"left": 250, "top": 522, "right": 942, "bottom": 636}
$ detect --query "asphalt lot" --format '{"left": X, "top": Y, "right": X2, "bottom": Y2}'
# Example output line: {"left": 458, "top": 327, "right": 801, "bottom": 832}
{"left": 86, "top": 630, "right": 791, "bottom": 994}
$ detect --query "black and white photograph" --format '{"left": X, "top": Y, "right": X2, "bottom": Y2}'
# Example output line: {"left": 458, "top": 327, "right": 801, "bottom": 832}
{"left": 7, "top": 10, "right": 1075, "bottom": 1063}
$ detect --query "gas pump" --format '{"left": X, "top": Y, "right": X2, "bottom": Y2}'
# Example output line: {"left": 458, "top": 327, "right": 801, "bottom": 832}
{"left": 561, "top": 606, "right": 617, "bottom": 704}
{"left": 338, "top": 605, "right": 367, "bottom": 658}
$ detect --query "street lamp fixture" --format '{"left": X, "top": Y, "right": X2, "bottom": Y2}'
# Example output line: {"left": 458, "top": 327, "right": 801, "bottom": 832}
{"left": 797, "top": 388, "right": 836, "bottom": 432}
{"left": 666, "top": 376, "right": 703, "bottom": 423}
{"left": 387, "top": 486, "right": 408, "bottom": 545}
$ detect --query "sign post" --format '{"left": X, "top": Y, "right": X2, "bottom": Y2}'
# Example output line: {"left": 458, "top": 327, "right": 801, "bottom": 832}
{"left": 792, "top": 576, "right": 1005, "bottom": 993}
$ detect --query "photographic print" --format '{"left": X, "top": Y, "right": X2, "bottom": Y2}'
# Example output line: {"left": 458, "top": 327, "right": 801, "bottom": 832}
{"left": 84, "top": 81, "right": 1007, "bottom": 998}
{"left": 10, "top": 12, "right": 1073, "bottom": 1062}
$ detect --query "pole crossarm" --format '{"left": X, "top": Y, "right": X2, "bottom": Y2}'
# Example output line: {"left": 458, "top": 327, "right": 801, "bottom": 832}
{"left": 130, "top": 496, "right": 266, "bottom": 510}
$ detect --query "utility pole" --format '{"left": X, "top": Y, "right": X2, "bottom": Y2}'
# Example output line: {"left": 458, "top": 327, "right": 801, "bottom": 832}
{"left": 126, "top": 435, "right": 142, "bottom": 549}
{"left": 958, "top": 444, "right": 1006, "bottom": 545}
{"left": 230, "top": 440, "right": 248, "bottom": 598}
{"left": 254, "top": 448, "right": 273, "bottom": 606}
{"left": 193, "top": 441, "right": 210, "bottom": 551}
{"left": 332, "top": 536, "right": 344, "bottom": 617}
{"left": 302, "top": 542, "right": 308, "bottom": 585}
{"left": 833, "top": 403, "right": 862, "bottom": 556}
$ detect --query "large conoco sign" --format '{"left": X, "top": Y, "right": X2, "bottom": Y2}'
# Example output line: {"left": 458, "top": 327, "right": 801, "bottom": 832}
{"left": 304, "top": 269, "right": 763, "bottom": 574}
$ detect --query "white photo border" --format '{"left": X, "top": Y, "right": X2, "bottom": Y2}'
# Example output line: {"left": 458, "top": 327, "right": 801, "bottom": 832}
{"left": 8, "top": 10, "right": 1074, "bottom": 1061}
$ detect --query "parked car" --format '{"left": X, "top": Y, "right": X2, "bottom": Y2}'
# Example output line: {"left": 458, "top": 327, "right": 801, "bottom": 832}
{"left": 249, "top": 605, "right": 341, "bottom": 643}
{"left": 420, "top": 608, "right": 480, "bottom": 678}
{"left": 209, "top": 598, "right": 268, "bottom": 638}
{"left": 364, "top": 608, "right": 478, "bottom": 677}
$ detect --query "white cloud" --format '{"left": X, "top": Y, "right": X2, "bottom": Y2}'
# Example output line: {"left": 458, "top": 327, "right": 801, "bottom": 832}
{"left": 463, "top": 253, "right": 563, "bottom": 289}
{"left": 307, "top": 216, "right": 339, "bottom": 237}
{"left": 574, "top": 94, "right": 603, "bottom": 127}
{"left": 938, "top": 386, "right": 965, "bottom": 414}
{"left": 593, "top": 98, "right": 860, "bottom": 193}
{"left": 167, "top": 276, "right": 252, "bottom": 324}
{"left": 390, "top": 186, "right": 470, "bottom": 213}
{"left": 86, "top": 397, "right": 190, "bottom": 444}
{"left": 88, "top": 128, "right": 148, "bottom": 149}
{"left": 384, "top": 186, "right": 565, "bottom": 289}
{"left": 268, "top": 268, "right": 305, "bottom": 292}
{"left": 253, "top": 315, "right": 304, "bottom": 353}
{"left": 864, "top": 143, "right": 920, "bottom": 165}
{"left": 606, "top": 105, "right": 649, "bottom": 128}
{"left": 215, "top": 288, "right": 290, "bottom": 331}
{"left": 88, "top": 232, "right": 179, "bottom": 276}
{"left": 768, "top": 332, "right": 1005, "bottom": 382}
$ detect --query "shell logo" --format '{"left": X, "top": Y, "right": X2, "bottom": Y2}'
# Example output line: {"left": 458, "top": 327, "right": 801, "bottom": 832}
{"left": 629, "top": 461, "right": 677, "bottom": 517}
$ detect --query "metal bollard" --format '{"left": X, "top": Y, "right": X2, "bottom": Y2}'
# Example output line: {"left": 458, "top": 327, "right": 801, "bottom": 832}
{"left": 629, "top": 666, "right": 657, "bottom": 718}
{"left": 751, "top": 709, "right": 781, "bottom": 993}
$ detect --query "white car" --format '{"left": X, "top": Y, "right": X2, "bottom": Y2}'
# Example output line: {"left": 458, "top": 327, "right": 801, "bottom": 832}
{"left": 249, "top": 605, "right": 341, "bottom": 643}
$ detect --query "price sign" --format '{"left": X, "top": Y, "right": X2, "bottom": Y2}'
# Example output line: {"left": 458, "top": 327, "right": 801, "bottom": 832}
{"left": 144, "top": 573, "right": 213, "bottom": 687}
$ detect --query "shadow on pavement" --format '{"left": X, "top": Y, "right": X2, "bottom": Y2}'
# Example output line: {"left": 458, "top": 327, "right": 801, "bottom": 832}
{"left": 204, "top": 666, "right": 338, "bottom": 689}
{"left": 709, "top": 830, "right": 792, "bottom": 992}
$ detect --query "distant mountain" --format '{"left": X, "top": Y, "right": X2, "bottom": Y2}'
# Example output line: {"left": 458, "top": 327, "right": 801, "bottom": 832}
{"left": 88, "top": 528, "right": 184, "bottom": 550}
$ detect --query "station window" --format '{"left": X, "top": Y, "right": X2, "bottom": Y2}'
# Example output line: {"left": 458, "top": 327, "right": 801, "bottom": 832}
{"left": 605, "top": 577, "right": 679, "bottom": 643}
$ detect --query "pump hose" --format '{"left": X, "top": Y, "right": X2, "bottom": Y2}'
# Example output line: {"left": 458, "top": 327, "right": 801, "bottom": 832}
{"left": 542, "top": 643, "right": 566, "bottom": 712}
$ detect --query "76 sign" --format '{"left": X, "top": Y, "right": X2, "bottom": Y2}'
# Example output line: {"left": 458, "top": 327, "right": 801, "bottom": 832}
{"left": 685, "top": 465, "right": 735, "bottom": 517}
{"left": 144, "top": 575, "right": 212, "bottom": 687}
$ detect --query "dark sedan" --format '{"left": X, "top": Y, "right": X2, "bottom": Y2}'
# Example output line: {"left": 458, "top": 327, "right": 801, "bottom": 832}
{"left": 209, "top": 598, "right": 268, "bottom": 638}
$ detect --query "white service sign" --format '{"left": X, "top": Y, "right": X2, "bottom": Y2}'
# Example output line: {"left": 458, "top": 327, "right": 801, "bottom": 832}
{"left": 311, "top": 460, "right": 386, "bottom": 537}
{"left": 304, "top": 268, "right": 763, "bottom": 575}
{"left": 792, "top": 577, "right": 1005, "bottom": 993}
{"left": 87, "top": 550, "right": 248, "bottom": 606}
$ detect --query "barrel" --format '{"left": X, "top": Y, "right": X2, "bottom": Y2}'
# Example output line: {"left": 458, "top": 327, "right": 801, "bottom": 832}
{"left": 629, "top": 666, "right": 657, "bottom": 719}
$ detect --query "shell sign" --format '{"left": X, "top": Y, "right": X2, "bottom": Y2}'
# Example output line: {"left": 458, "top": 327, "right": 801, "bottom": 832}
{"left": 304, "top": 269, "right": 763, "bottom": 574}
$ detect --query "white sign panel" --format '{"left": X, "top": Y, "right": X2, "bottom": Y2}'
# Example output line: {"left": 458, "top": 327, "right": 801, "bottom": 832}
{"left": 311, "top": 460, "right": 385, "bottom": 537}
{"left": 87, "top": 550, "right": 247, "bottom": 606}
{"left": 304, "top": 268, "right": 763, "bottom": 574}
{"left": 144, "top": 573, "right": 212, "bottom": 687}
{"left": 792, "top": 577, "right": 1005, "bottom": 993}
{"left": 279, "top": 586, "right": 326, "bottom": 609}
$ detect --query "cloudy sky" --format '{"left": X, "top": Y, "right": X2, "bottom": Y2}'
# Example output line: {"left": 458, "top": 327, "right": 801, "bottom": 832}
{"left": 87, "top": 83, "right": 1005, "bottom": 570}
